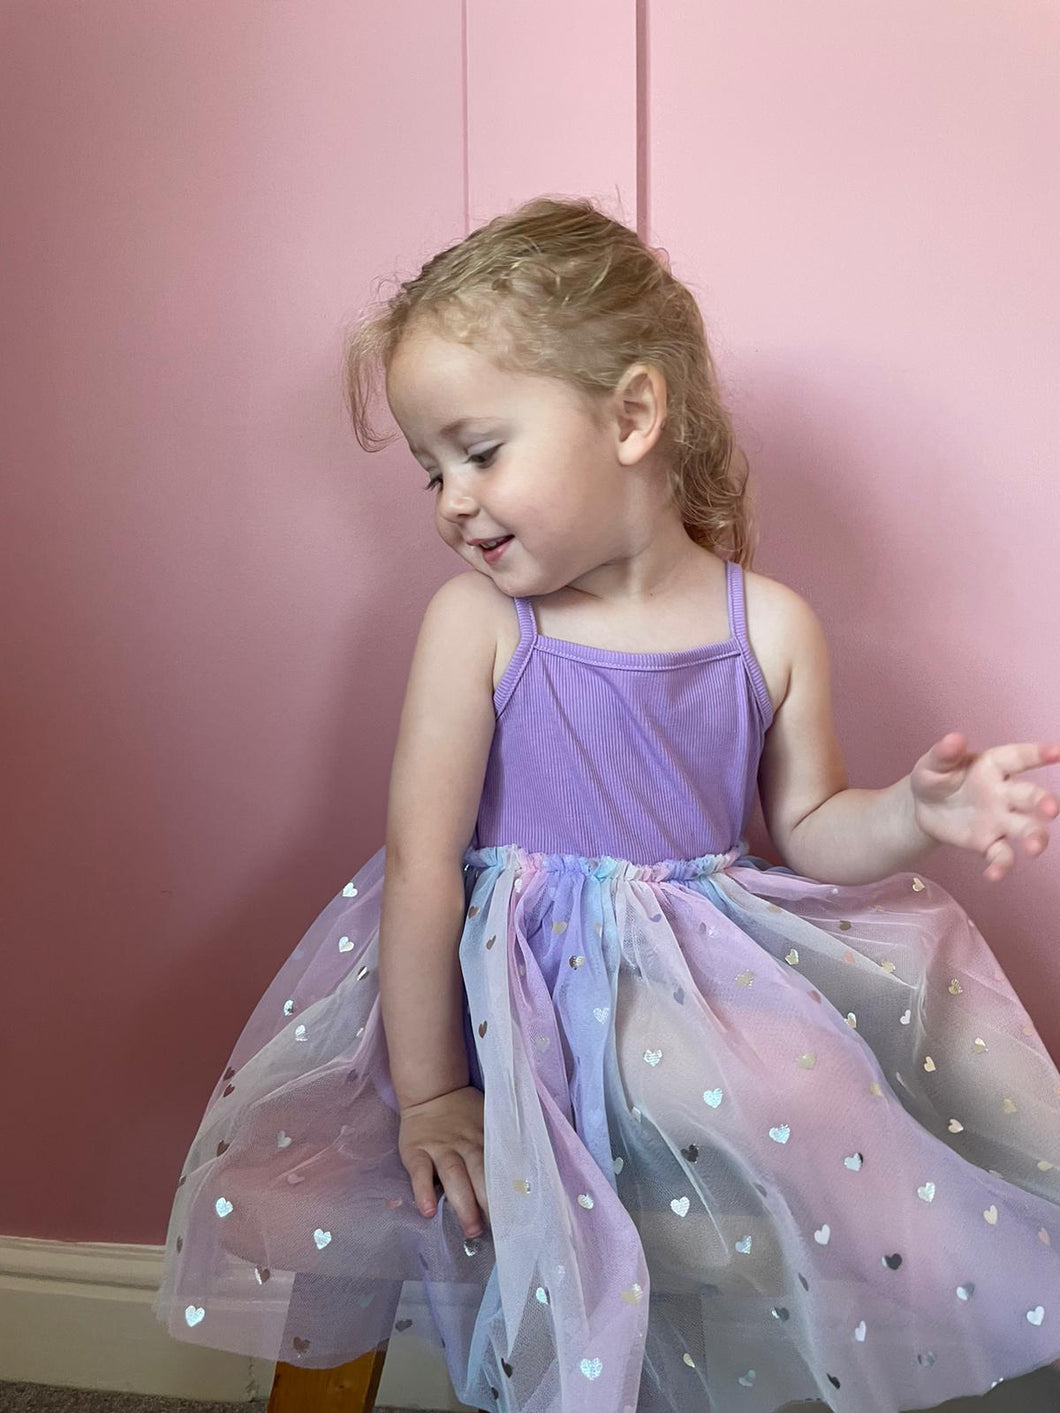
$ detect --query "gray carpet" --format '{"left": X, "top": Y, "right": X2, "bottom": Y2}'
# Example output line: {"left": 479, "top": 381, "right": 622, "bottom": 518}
{"left": 0, "top": 1382, "right": 450, "bottom": 1413}
{"left": 2, "top": 1367, "right": 1060, "bottom": 1412}
{"left": 0, "top": 1392, "right": 425, "bottom": 1413}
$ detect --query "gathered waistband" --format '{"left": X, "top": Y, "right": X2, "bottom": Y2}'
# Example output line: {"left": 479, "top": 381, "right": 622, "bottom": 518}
{"left": 462, "top": 838, "right": 751, "bottom": 883}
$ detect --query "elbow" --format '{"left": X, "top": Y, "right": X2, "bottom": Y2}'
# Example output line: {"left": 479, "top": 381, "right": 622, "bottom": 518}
{"left": 384, "top": 840, "right": 467, "bottom": 888}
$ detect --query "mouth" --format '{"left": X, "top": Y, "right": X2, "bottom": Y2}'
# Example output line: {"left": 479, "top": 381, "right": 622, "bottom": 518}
{"left": 473, "top": 535, "right": 513, "bottom": 564}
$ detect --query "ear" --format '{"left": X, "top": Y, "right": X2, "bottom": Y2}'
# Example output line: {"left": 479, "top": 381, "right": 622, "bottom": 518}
{"left": 611, "top": 363, "right": 667, "bottom": 467}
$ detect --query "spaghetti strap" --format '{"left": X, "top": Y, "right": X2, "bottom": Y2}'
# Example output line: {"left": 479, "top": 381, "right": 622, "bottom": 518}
{"left": 514, "top": 594, "right": 538, "bottom": 642}
{"left": 725, "top": 557, "right": 746, "bottom": 643}
{"left": 492, "top": 596, "right": 539, "bottom": 719}
{"left": 726, "top": 559, "right": 774, "bottom": 728}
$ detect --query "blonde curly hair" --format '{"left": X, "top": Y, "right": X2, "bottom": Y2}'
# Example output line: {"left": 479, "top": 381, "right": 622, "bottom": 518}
{"left": 342, "top": 194, "right": 758, "bottom": 566}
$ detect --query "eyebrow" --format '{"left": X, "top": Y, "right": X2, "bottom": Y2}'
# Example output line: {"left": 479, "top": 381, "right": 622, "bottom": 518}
{"left": 408, "top": 418, "right": 496, "bottom": 457}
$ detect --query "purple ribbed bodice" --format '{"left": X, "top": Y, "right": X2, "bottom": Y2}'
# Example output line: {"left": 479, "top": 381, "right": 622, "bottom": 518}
{"left": 470, "top": 559, "right": 774, "bottom": 864}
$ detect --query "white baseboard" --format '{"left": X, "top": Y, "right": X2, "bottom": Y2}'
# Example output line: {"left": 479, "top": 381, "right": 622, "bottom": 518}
{"left": 4, "top": 1235, "right": 1056, "bottom": 1410}
{"left": 0, "top": 1235, "right": 471, "bottom": 1409}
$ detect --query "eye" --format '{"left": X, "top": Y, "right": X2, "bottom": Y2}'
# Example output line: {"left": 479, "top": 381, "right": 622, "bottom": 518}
{"left": 421, "top": 445, "right": 500, "bottom": 492}
{"left": 468, "top": 445, "right": 500, "bottom": 467}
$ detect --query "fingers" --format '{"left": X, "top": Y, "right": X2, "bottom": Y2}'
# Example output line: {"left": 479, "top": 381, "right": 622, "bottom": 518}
{"left": 934, "top": 730, "right": 966, "bottom": 755}
{"left": 464, "top": 1144, "right": 491, "bottom": 1227}
{"left": 407, "top": 1155, "right": 441, "bottom": 1218}
{"left": 983, "top": 836, "right": 1015, "bottom": 881}
{"left": 983, "top": 806, "right": 1055, "bottom": 880}
{"left": 923, "top": 731, "right": 968, "bottom": 773}
{"left": 988, "top": 741, "right": 1060, "bottom": 778}
{"left": 1005, "top": 781, "right": 1060, "bottom": 818}
{"left": 979, "top": 771, "right": 1060, "bottom": 880}
{"left": 406, "top": 1149, "right": 487, "bottom": 1236}
{"left": 434, "top": 1151, "right": 487, "bottom": 1238}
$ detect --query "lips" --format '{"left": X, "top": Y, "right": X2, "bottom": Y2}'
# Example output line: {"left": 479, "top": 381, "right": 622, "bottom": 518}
{"left": 479, "top": 535, "right": 513, "bottom": 564}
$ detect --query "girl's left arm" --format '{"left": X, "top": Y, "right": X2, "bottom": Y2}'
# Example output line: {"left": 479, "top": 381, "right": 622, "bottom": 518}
{"left": 757, "top": 588, "right": 1060, "bottom": 886}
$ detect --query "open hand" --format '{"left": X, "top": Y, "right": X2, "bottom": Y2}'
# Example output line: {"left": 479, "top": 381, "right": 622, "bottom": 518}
{"left": 397, "top": 1084, "right": 489, "bottom": 1240}
{"left": 910, "top": 732, "right": 1060, "bottom": 881}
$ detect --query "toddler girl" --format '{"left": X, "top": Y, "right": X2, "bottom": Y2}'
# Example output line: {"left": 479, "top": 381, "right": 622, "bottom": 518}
{"left": 153, "top": 195, "right": 1060, "bottom": 1412}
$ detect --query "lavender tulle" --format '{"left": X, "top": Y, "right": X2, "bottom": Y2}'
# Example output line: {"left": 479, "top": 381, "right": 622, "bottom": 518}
{"left": 152, "top": 838, "right": 1060, "bottom": 1412}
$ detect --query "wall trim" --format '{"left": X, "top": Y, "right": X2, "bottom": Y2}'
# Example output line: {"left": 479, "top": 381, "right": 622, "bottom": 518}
{"left": 0, "top": 1235, "right": 465, "bottom": 1408}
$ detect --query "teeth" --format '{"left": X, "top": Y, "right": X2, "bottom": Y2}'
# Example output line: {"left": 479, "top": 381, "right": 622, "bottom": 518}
{"left": 482, "top": 537, "right": 506, "bottom": 549}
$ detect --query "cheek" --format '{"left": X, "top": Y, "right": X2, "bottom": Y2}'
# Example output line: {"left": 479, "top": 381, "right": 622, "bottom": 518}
{"left": 434, "top": 506, "right": 461, "bottom": 545}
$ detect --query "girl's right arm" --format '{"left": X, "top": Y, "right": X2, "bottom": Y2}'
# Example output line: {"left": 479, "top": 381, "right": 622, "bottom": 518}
{"left": 377, "top": 570, "right": 501, "bottom": 1229}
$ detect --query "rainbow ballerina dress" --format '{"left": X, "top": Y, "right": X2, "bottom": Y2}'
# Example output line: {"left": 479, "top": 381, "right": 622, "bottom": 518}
{"left": 154, "top": 560, "right": 1060, "bottom": 1412}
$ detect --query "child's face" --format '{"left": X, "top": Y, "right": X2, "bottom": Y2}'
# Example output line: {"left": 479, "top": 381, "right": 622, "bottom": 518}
{"left": 385, "top": 322, "right": 632, "bottom": 596}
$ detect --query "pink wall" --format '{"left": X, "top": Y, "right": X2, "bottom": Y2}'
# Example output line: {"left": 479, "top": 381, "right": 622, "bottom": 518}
{"left": 1, "top": 2, "right": 1056, "bottom": 1245}
{"left": 648, "top": 0, "right": 1060, "bottom": 1047}
{"left": 0, "top": 0, "right": 469, "bottom": 1242}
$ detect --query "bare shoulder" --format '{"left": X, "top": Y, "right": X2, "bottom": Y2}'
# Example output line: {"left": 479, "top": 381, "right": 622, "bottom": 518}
{"left": 741, "top": 567, "right": 823, "bottom": 717}
{"left": 424, "top": 570, "right": 513, "bottom": 693}
{"left": 423, "top": 568, "right": 512, "bottom": 648}
{"left": 427, "top": 566, "right": 509, "bottom": 627}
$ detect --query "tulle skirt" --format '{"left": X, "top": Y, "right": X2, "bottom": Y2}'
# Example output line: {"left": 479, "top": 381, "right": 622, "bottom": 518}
{"left": 152, "top": 839, "right": 1060, "bottom": 1412}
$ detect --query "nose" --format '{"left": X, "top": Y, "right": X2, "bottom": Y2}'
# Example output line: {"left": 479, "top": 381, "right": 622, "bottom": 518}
{"left": 436, "top": 475, "right": 478, "bottom": 524}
